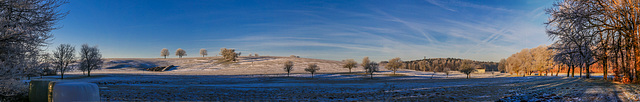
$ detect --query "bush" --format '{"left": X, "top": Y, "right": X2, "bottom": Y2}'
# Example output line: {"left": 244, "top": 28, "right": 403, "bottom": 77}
{"left": 219, "top": 48, "right": 239, "bottom": 62}
{"left": 0, "top": 80, "right": 28, "bottom": 102}
{"left": 43, "top": 68, "right": 57, "bottom": 76}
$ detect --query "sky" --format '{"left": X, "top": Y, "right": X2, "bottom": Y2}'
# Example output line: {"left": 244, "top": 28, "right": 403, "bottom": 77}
{"left": 49, "top": 0, "right": 555, "bottom": 62}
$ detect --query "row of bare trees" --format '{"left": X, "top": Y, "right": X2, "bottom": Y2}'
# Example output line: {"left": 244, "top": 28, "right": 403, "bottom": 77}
{"left": 281, "top": 60, "right": 320, "bottom": 77}
{"left": 51, "top": 44, "right": 103, "bottom": 79}
{"left": 387, "top": 57, "right": 478, "bottom": 79}
{"left": 160, "top": 48, "right": 243, "bottom": 61}
{"left": 386, "top": 58, "right": 497, "bottom": 74}
{"left": 545, "top": 0, "right": 640, "bottom": 83}
{"left": 281, "top": 57, "right": 379, "bottom": 79}
{"left": 281, "top": 57, "right": 381, "bottom": 79}
{"left": 160, "top": 48, "right": 195, "bottom": 58}
{"left": 501, "top": 45, "right": 554, "bottom": 77}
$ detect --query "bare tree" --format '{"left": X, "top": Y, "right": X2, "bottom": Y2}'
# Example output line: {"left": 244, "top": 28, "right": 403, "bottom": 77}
{"left": 531, "top": 45, "right": 553, "bottom": 76}
{"left": 175, "top": 48, "right": 187, "bottom": 58}
{"left": 161, "top": 48, "right": 169, "bottom": 59}
{"left": 444, "top": 68, "right": 450, "bottom": 78}
{"left": 39, "top": 53, "right": 54, "bottom": 77}
{"left": 254, "top": 53, "right": 259, "bottom": 56}
{"left": 418, "top": 61, "right": 427, "bottom": 72}
{"left": 219, "top": 48, "right": 239, "bottom": 62}
{"left": 386, "top": 57, "right": 402, "bottom": 74}
{"left": 0, "top": 0, "right": 66, "bottom": 98}
{"left": 343, "top": 59, "right": 357, "bottom": 73}
{"left": 361, "top": 57, "right": 371, "bottom": 70}
{"left": 53, "top": 44, "right": 75, "bottom": 79}
{"left": 498, "top": 59, "right": 506, "bottom": 73}
{"left": 458, "top": 61, "right": 477, "bottom": 79}
{"left": 199, "top": 48, "right": 207, "bottom": 57}
{"left": 79, "top": 44, "right": 102, "bottom": 77}
{"left": 283, "top": 61, "right": 293, "bottom": 77}
{"left": 24, "top": 52, "right": 43, "bottom": 80}
{"left": 365, "top": 62, "right": 379, "bottom": 79}
{"left": 305, "top": 63, "right": 320, "bottom": 78}
{"left": 545, "top": 0, "right": 616, "bottom": 79}
{"left": 431, "top": 66, "right": 439, "bottom": 79}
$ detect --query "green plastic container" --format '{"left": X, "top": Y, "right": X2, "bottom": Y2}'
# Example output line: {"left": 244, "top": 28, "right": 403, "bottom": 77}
{"left": 28, "top": 80, "right": 53, "bottom": 102}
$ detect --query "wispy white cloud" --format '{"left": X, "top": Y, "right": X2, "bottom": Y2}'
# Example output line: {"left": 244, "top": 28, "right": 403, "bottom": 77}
{"left": 196, "top": 0, "right": 553, "bottom": 62}
{"left": 426, "top": 0, "right": 515, "bottom": 13}
{"left": 373, "top": 9, "right": 439, "bottom": 44}
{"left": 425, "top": 0, "right": 457, "bottom": 12}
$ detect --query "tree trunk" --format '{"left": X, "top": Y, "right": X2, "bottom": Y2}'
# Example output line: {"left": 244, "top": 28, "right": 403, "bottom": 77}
{"left": 431, "top": 72, "right": 435, "bottom": 79}
{"left": 635, "top": 37, "right": 640, "bottom": 83}
{"left": 370, "top": 73, "right": 373, "bottom": 79}
{"left": 551, "top": 67, "right": 561, "bottom": 76}
{"left": 603, "top": 58, "right": 607, "bottom": 80}
{"left": 567, "top": 65, "right": 571, "bottom": 77}
{"left": 60, "top": 65, "right": 65, "bottom": 79}
{"left": 88, "top": 69, "right": 91, "bottom": 77}
{"left": 571, "top": 65, "right": 575, "bottom": 78}
{"left": 164, "top": 56, "right": 166, "bottom": 59}
{"left": 393, "top": 69, "right": 396, "bottom": 75}
{"left": 580, "top": 66, "right": 582, "bottom": 78}
{"left": 545, "top": 70, "right": 548, "bottom": 76}
{"left": 60, "top": 71, "right": 64, "bottom": 79}
{"left": 586, "top": 64, "right": 590, "bottom": 78}
{"left": 615, "top": 47, "right": 620, "bottom": 81}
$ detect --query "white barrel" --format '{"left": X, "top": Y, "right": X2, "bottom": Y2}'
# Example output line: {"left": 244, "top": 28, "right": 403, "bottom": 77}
{"left": 51, "top": 82, "right": 100, "bottom": 102}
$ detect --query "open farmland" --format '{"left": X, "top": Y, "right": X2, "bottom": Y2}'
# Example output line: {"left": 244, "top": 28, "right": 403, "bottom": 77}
{"left": 34, "top": 56, "right": 639, "bottom": 101}
{"left": 48, "top": 73, "right": 638, "bottom": 101}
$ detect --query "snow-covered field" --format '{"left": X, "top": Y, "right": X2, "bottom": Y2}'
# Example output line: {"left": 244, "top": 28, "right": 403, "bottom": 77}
{"left": 34, "top": 56, "right": 640, "bottom": 101}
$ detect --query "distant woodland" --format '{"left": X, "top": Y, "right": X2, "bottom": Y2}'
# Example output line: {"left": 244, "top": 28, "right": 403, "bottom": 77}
{"left": 380, "top": 58, "right": 498, "bottom": 72}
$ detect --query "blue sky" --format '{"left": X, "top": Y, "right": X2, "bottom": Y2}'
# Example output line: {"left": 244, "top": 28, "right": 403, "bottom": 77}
{"left": 50, "top": 0, "right": 554, "bottom": 62}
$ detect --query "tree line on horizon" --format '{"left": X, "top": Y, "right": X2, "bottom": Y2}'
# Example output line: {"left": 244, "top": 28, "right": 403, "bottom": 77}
{"left": 499, "top": 45, "right": 554, "bottom": 77}
{"left": 391, "top": 58, "right": 498, "bottom": 73}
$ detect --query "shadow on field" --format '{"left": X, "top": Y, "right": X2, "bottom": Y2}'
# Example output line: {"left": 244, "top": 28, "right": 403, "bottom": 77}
{"left": 497, "top": 77, "right": 622, "bottom": 101}
{"left": 59, "top": 72, "right": 630, "bottom": 101}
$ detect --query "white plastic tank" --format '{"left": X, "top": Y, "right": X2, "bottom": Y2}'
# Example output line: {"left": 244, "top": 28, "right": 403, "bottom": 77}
{"left": 50, "top": 82, "right": 100, "bottom": 102}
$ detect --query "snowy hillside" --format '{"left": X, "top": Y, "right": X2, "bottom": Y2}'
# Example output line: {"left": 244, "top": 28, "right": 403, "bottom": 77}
{"left": 97, "top": 56, "right": 353, "bottom": 75}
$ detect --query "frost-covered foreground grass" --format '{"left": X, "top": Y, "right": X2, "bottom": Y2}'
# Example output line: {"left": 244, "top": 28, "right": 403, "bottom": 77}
{"left": 33, "top": 56, "right": 639, "bottom": 101}
{"left": 45, "top": 73, "right": 637, "bottom": 101}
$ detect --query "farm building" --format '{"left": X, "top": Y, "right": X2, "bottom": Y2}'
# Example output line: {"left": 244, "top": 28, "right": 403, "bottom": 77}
{"left": 475, "top": 68, "right": 485, "bottom": 73}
